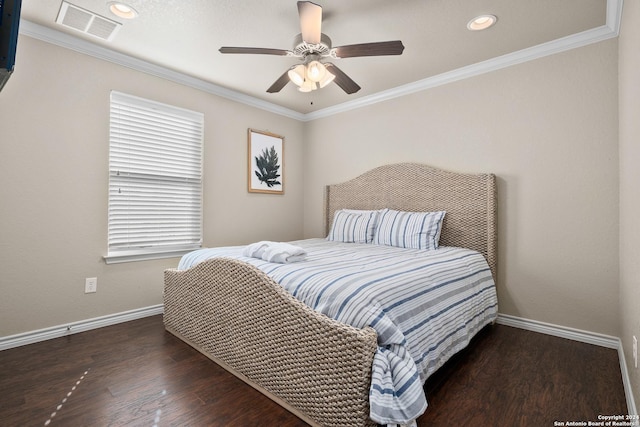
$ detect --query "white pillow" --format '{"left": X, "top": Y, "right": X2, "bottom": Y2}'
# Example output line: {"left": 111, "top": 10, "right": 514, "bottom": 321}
{"left": 373, "top": 208, "right": 446, "bottom": 250}
{"left": 327, "top": 209, "right": 380, "bottom": 243}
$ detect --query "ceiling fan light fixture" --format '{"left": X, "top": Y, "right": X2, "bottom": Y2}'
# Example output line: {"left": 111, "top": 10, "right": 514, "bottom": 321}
{"left": 298, "top": 79, "right": 317, "bottom": 92}
{"left": 288, "top": 64, "right": 306, "bottom": 86}
{"left": 318, "top": 71, "right": 335, "bottom": 88}
{"left": 108, "top": 2, "right": 138, "bottom": 19}
{"left": 306, "top": 60, "right": 326, "bottom": 83}
{"left": 467, "top": 14, "right": 497, "bottom": 31}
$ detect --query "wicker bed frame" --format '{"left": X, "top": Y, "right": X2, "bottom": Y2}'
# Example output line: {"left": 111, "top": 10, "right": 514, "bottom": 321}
{"left": 163, "top": 163, "right": 497, "bottom": 427}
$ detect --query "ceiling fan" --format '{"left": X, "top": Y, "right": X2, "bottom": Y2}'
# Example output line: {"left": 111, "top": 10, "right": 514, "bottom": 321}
{"left": 219, "top": 1, "right": 405, "bottom": 94}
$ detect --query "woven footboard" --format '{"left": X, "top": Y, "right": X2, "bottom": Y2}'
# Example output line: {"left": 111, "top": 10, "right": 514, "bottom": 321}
{"left": 163, "top": 257, "right": 378, "bottom": 427}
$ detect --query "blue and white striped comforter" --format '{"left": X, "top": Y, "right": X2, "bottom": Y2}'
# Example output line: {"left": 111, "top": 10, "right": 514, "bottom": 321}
{"left": 179, "top": 238, "right": 498, "bottom": 426}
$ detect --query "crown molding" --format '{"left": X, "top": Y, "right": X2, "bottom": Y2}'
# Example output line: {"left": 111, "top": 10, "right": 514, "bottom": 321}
{"left": 606, "top": 0, "right": 624, "bottom": 35}
{"left": 18, "top": 20, "right": 306, "bottom": 122}
{"left": 19, "top": 0, "right": 622, "bottom": 122}
{"left": 306, "top": 0, "right": 623, "bottom": 121}
{"left": 306, "top": 27, "right": 618, "bottom": 121}
{"left": 304, "top": 0, "right": 624, "bottom": 121}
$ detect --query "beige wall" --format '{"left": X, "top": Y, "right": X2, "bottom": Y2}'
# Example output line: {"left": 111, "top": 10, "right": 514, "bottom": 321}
{"left": 0, "top": 26, "right": 625, "bottom": 348}
{"left": 303, "top": 39, "right": 620, "bottom": 336}
{"left": 0, "top": 36, "right": 304, "bottom": 336}
{"left": 619, "top": 0, "right": 640, "bottom": 411}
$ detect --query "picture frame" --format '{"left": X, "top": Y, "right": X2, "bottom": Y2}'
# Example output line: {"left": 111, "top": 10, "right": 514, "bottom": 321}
{"left": 248, "top": 128, "right": 284, "bottom": 194}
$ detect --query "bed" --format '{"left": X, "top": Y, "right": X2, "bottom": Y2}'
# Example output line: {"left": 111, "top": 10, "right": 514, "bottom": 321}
{"left": 163, "top": 162, "right": 498, "bottom": 427}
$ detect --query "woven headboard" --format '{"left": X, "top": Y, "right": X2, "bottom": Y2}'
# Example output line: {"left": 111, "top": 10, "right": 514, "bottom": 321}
{"left": 324, "top": 163, "right": 497, "bottom": 280}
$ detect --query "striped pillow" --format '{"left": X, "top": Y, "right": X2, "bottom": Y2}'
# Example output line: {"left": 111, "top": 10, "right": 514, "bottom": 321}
{"left": 327, "top": 209, "right": 380, "bottom": 243}
{"left": 373, "top": 209, "right": 446, "bottom": 250}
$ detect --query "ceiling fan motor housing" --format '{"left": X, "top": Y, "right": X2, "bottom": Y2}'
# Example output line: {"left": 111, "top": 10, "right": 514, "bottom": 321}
{"left": 292, "top": 33, "right": 333, "bottom": 58}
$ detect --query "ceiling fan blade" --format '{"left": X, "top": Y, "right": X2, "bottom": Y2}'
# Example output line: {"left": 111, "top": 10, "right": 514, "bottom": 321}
{"left": 219, "top": 47, "right": 290, "bottom": 56}
{"left": 297, "top": 1, "right": 322, "bottom": 44}
{"left": 325, "top": 63, "right": 361, "bottom": 94}
{"left": 333, "top": 40, "right": 405, "bottom": 58}
{"left": 266, "top": 70, "right": 291, "bottom": 93}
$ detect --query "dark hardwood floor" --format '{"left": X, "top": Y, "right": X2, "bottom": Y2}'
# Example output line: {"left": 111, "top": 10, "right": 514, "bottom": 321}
{"left": 421, "top": 325, "right": 627, "bottom": 426}
{"left": 0, "top": 315, "right": 627, "bottom": 426}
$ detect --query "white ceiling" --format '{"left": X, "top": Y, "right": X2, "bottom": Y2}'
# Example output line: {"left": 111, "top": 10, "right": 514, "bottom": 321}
{"left": 20, "top": 0, "right": 616, "bottom": 117}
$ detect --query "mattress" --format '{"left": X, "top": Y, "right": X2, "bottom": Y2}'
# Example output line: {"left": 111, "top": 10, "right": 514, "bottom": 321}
{"left": 179, "top": 238, "right": 498, "bottom": 425}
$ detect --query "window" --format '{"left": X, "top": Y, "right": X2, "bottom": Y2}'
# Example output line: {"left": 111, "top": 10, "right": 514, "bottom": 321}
{"left": 105, "top": 91, "right": 204, "bottom": 263}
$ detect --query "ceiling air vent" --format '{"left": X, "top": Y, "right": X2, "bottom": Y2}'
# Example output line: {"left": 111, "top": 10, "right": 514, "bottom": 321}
{"left": 56, "top": 1, "right": 122, "bottom": 41}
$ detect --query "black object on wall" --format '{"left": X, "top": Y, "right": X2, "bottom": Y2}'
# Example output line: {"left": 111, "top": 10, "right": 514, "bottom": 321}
{"left": 0, "top": 0, "right": 22, "bottom": 92}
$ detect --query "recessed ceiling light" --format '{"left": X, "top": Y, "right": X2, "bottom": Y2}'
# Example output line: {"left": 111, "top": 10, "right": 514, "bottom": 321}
{"left": 107, "top": 2, "right": 138, "bottom": 19}
{"left": 467, "top": 14, "right": 497, "bottom": 31}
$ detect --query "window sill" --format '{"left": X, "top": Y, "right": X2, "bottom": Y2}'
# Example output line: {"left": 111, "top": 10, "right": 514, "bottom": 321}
{"left": 103, "top": 248, "right": 198, "bottom": 264}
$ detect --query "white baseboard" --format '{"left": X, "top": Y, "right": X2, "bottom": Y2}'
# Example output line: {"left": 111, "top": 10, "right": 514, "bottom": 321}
{"left": 1, "top": 308, "right": 636, "bottom": 416}
{"left": 497, "top": 313, "right": 637, "bottom": 416}
{"left": 617, "top": 340, "right": 639, "bottom": 417}
{"left": 496, "top": 313, "right": 619, "bottom": 348}
{"left": 0, "top": 304, "right": 163, "bottom": 351}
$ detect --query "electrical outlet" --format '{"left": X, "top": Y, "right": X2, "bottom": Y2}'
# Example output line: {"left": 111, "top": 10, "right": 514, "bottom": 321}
{"left": 85, "top": 277, "right": 97, "bottom": 293}
{"left": 634, "top": 336, "right": 638, "bottom": 369}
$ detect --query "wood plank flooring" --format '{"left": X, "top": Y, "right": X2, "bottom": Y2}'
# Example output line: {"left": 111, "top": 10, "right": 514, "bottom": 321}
{"left": 0, "top": 315, "right": 627, "bottom": 426}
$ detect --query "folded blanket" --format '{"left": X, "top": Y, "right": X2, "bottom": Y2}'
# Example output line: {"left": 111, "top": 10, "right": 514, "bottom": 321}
{"left": 263, "top": 242, "right": 307, "bottom": 263}
{"left": 242, "top": 241, "right": 271, "bottom": 259}
{"left": 242, "top": 241, "right": 307, "bottom": 264}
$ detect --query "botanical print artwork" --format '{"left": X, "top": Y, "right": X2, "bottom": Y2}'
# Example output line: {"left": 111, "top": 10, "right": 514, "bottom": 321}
{"left": 254, "top": 145, "right": 281, "bottom": 188}
{"left": 248, "top": 129, "right": 284, "bottom": 194}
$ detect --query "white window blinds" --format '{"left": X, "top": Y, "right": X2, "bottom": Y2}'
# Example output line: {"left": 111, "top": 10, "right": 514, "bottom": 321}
{"left": 106, "top": 91, "right": 203, "bottom": 262}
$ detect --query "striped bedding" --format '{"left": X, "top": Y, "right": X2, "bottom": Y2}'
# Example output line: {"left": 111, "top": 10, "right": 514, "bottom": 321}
{"left": 178, "top": 238, "right": 498, "bottom": 426}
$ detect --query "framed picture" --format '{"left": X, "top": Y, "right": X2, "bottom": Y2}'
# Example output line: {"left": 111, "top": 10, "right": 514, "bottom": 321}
{"left": 248, "top": 128, "right": 284, "bottom": 194}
